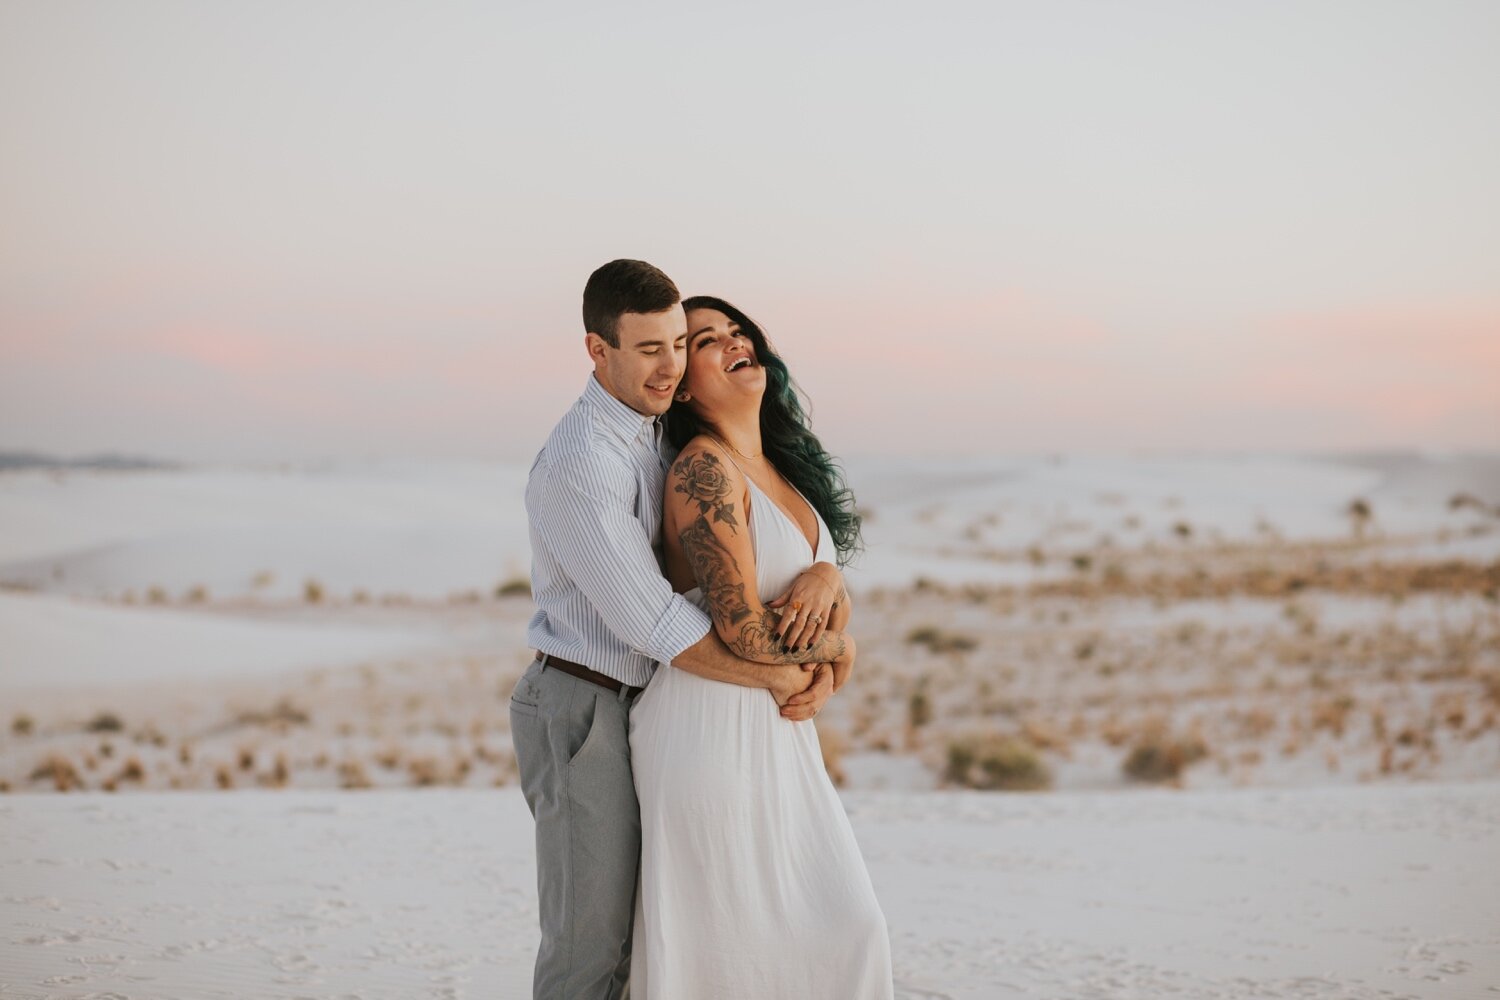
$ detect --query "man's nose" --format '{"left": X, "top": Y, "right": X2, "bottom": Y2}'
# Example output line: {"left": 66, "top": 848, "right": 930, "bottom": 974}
{"left": 658, "top": 351, "right": 684, "bottom": 379}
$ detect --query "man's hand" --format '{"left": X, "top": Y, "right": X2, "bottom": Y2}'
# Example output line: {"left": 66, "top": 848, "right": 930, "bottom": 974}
{"left": 781, "top": 663, "right": 833, "bottom": 722}
{"left": 767, "top": 663, "right": 816, "bottom": 707}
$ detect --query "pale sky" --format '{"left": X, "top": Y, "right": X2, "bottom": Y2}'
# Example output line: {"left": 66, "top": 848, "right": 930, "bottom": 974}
{"left": 2, "top": 0, "right": 1497, "bottom": 462}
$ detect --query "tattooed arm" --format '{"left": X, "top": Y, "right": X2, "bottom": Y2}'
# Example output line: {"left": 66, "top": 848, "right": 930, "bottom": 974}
{"left": 667, "top": 440, "right": 853, "bottom": 666}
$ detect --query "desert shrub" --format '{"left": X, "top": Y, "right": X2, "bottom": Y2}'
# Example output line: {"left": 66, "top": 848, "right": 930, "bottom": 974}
{"left": 86, "top": 711, "right": 123, "bottom": 733}
{"left": 495, "top": 577, "right": 532, "bottom": 598}
{"left": 11, "top": 713, "right": 34, "bottom": 736}
{"left": 944, "top": 732, "right": 1051, "bottom": 791}
{"left": 1122, "top": 724, "right": 1207, "bottom": 783}
{"left": 303, "top": 578, "right": 324, "bottom": 604}
{"left": 905, "top": 626, "right": 977, "bottom": 654}
{"left": 907, "top": 690, "right": 931, "bottom": 729}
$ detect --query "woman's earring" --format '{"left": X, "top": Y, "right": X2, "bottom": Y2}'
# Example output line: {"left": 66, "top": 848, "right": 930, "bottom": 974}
{"left": 675, "top": 391, "right": 691, "bottom": 402}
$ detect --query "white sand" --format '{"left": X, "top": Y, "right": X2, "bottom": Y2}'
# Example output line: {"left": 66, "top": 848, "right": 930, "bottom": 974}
{"left": 0, "top": 590, "right": 448, "bottom": 690}
{"left": 1, "top": 782, "right": 1496, "bottom": 999}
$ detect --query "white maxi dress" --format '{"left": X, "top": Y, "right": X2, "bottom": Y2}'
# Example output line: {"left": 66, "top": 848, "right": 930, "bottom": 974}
{"left": 628, "top": 473, "right": 894, "bottom": 999}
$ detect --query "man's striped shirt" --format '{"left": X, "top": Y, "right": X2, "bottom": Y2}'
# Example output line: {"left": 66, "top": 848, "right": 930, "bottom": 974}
{"left": 524, "top": 375, "right": 712, "bottom": 687}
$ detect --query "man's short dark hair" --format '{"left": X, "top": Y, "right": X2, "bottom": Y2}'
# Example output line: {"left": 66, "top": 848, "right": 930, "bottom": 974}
{"left": 582, "top": 259, "right": 680, "bottom": 348}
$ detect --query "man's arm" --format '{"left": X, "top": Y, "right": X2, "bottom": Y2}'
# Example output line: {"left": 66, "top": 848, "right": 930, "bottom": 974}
{"left": 671, "top": 628, "right": 815, "bottom": 705}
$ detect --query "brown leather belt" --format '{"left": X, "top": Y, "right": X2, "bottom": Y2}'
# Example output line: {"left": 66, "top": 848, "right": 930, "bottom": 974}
{"left": 534, "top": 652, "right": 640, "bottom": 696}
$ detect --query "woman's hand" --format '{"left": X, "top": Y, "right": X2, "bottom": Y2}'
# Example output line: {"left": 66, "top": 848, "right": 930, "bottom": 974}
{"left": 767, "top": 561, "right": 846, "bottom": 651}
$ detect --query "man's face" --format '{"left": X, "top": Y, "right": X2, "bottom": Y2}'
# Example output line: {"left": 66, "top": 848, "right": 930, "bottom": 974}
{"left": 588, "top": 304, "right": 689, "bottom": 417}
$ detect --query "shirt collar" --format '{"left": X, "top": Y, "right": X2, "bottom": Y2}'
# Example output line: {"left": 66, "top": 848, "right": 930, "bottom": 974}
{"left": 583, "top": 373, "right": 659, "bottom": 444}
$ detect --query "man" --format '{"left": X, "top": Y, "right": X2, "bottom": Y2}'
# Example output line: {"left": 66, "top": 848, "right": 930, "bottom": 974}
{"left": 511, "top": 259, "right": 837, "bottom": 999}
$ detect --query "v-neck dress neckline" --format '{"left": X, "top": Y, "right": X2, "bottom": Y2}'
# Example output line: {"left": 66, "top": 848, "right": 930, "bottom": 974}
{"left": 741, "top": 470, "right": 820, "bottom": 560}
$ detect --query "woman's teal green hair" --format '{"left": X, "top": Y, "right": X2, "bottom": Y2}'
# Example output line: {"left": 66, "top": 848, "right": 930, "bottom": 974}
{"left": 668, "top": 295, "right": 863, "bottom": 566}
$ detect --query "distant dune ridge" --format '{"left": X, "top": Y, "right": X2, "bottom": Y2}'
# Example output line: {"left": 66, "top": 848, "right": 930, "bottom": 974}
{"left": 0, "top": 449, "right": 181, "bottom": 472}
{"left": 1, "top": 451, "right": 1497, "bottom": 996}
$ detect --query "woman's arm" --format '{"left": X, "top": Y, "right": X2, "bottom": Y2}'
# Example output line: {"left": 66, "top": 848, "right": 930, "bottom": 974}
{"left": 667, "top": 441, "right": 851, "bottom": 666}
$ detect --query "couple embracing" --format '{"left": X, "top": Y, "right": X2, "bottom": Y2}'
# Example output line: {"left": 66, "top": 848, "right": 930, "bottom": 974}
{"left": 511, "top": 258, "right": 893, "bottom": 999}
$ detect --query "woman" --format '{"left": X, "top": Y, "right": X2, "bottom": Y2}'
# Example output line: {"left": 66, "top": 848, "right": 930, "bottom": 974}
{"left": 629, "top": 296, "right": 894, "bottom": 998}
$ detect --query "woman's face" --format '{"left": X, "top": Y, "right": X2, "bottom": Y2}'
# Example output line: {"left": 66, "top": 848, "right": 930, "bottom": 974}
{"left": 682, "top": 307, "right": 766, "bottom": 416}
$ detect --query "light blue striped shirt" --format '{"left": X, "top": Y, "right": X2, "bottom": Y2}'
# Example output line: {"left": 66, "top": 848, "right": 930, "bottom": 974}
{"left": 525, "top": 375, "right": 713, "bottom": 687}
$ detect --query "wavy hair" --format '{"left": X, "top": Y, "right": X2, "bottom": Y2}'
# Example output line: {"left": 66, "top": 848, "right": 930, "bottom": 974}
{"left": 667, "top": 295, "right": 863, "bottom": 565}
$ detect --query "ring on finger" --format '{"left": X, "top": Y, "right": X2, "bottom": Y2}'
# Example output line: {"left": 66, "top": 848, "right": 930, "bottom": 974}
{"left": 808, "top": 614, "right": 822, "bottom": 625}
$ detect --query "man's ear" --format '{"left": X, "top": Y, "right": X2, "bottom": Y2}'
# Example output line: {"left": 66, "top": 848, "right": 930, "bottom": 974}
{"left": 584, "top": 332, "right": 609, "bottom": 366}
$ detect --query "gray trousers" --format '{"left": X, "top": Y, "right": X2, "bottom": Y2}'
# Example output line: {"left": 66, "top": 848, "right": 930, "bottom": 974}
{"left": 510, "top": 657, "right": 640, "bottom": 1000}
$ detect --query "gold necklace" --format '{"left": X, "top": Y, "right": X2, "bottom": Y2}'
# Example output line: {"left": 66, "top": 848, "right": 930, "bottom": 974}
{"left": 711, "top": 432, "right": 763, "bottom": 461}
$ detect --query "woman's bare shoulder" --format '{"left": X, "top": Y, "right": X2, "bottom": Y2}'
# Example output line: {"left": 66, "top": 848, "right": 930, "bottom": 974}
{"left": 666, "top": 436, "right": 746, "bottom": 528}
{"left": 668, "top": 436, "right": 742, "bottom": 490}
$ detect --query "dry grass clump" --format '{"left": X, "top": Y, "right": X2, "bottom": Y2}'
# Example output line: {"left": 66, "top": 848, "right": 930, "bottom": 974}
{"left": 11, "top": 713, "right": 34, "bottom": 736}
{"left": 1310, "top": 695, "right": 1356, "bottom": 738}
{"left": 905, "top": 626, "right": 978, "bottom": 654}
{"left": 407, "top": 757, "right": 447, "bottom": 786}
{"left": 86, "top": 711, "right": 123, "bottom": 733}
{"left": 944, "top": 732, "right": 1052, "bottom": 791}
{"left": 339, "top": 759, "right": 372, "bottom": 789}
{"left": 1234, "top": 706, "right": 1277, "bottom": 740}
{"left": 1020, "top": 718, "right": 1072, "bottom": 758}
{"left": 31, "top": 755, "right": 82, "bottom": 791}
{"left": 374, "top": 745, "right": 404, "bottom": 770}
{"left": 233, "top": 698, "right": 310, "bottom": 730}
{"left": 303, "top": 578, "right": 324, "bottom": 604}
{"left": 1122, "top": 721, "right": 1208, "bottom": 783}
{"left": 110, "top": 757, "right": 147, "bottom": 788}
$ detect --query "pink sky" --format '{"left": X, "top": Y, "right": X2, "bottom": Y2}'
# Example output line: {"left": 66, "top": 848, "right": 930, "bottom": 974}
{"left": 1, "top": 3, "right": 1496, "bottom": 461}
